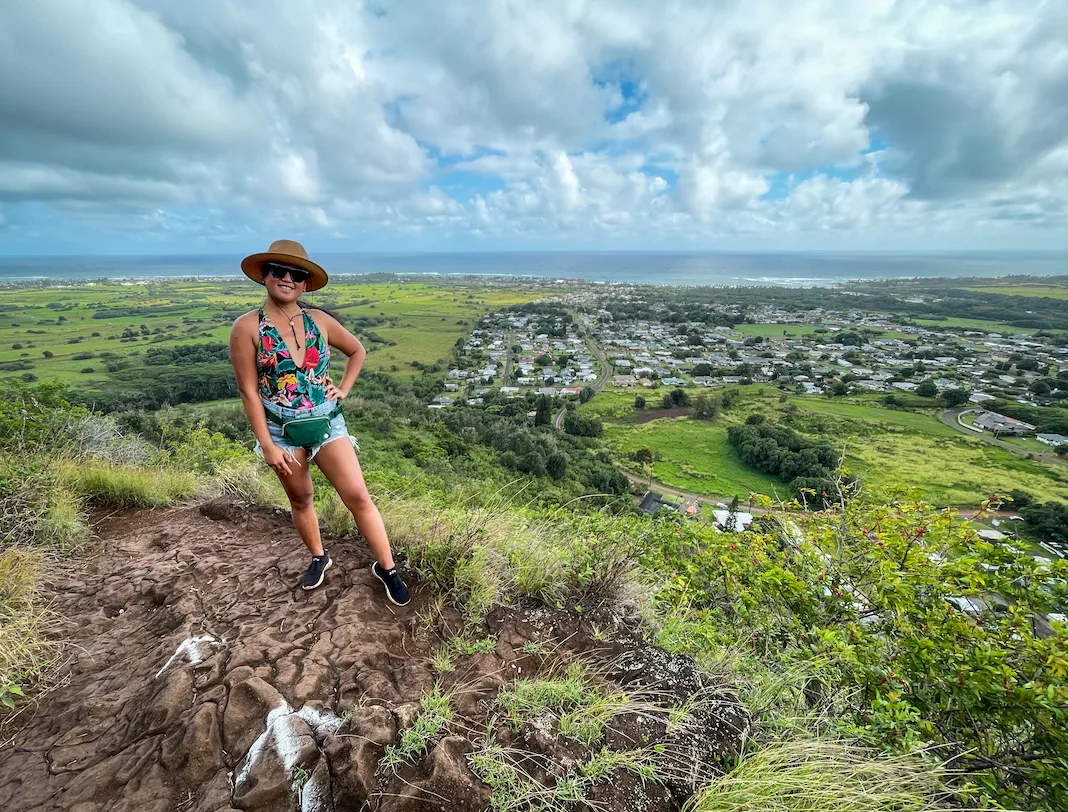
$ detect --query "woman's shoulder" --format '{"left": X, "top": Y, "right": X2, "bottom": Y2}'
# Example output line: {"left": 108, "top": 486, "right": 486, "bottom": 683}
{"left": 230, "top": 309, "right": 262, "bottom": 333}
{"left": 304, "top": 307, "right": 334, "bottom": 330}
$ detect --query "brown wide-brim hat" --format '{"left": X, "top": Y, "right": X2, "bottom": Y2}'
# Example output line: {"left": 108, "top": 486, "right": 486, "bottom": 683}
{"left": 241, "top": 239, "right": 329, "bottom": 292}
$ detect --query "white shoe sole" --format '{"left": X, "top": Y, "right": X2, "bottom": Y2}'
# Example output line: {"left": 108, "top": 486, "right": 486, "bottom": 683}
{"left": 371, "top": 563, "right": 411, "bottom": 606}
{"left": 302, "top": 557, "right": 332, "bottom": 590}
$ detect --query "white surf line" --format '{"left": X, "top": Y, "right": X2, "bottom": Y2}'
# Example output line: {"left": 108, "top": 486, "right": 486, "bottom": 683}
{"left": 154, "top": 635, "right": 224, "bottom": 679}
{"left": 235, "top": 700, "right": 343, "bottom": 812}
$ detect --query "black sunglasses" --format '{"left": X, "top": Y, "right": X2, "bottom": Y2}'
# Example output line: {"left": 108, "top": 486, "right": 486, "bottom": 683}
{"left": 263, "top": 262, "right": 311, "bottom": 284}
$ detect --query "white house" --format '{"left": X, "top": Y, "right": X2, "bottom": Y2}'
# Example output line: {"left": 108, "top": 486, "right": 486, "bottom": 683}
{"left": 1037, "top": 433, "right": 1068, "bottom": 447}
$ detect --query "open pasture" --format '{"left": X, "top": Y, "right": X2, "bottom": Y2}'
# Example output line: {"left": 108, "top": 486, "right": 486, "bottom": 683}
{"left": 960, "top": 283, "right": 1068, "bottom": 300}
{"left": 584, "top": 385, "right": 1068, "bottom": 505}
{"left": 0, "top": 279, "right": 539, "bottom": 388}
{"left": 910, "top": 316, "right": 1035, "bottom": 334}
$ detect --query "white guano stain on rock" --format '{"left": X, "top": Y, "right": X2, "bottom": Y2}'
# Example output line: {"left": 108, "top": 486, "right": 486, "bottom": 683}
{"left": 235, "top": 699, "right": 343, "bottom": 812}
{"left": 154, "top": 634, "right": 223, "bottom": 679}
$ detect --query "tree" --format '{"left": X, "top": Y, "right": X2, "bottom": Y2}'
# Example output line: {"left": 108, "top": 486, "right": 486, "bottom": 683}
{"left": 578, "top": 387, "right": 594, "bottom": 404}
{"left": 940, "top": 388, "right": 971, "bottom": 408}
{"left": 831, "top": 381, "right": 849, "bottom": 396}
{"left": 666, "top": 388, "right": 689, "bottom": 407}
{"left": 546, "top": 451, "right": 568, "bottom": 480}
{"left": 916, "top": 379, "right": 938, "bottom": 398}
{"left": 42, "top": 350, "right": 53, "bottom": 358}
{"left": 633, "top": 395, "right": 646, "bottom": 409}
{"left": 563, "top": 411, "right": 602, "bottom": 437}
{"left": 1020, "top": 501, "right": 1068, "bottom": 546}
{"left": 630, "top": 447, "right": 654, "bottom": 466}
{"left": 534, "top": 395, "right": 552, "bottom": 426}
{"left": 692, "top": 392, "right": 718, "bottom": 420}
{"left": 1030, "top": 380, "right": 1052, "bottom": 395}
{"left": 1008, "top": 489, "right": 1034, "bottom": 509}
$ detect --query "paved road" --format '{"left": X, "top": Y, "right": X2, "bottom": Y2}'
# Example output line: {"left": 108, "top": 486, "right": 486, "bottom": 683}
{"left": 941, "top": 408, "right": 1065, "bottom": 467}
{"left": 501, "top": 330, "right": 515, "bottom": 384}
{"left": 553, "top": 322, "right": 613, "bottom": 429}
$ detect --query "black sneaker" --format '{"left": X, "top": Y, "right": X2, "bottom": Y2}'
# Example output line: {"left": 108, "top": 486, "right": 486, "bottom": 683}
{"left": 302, "top": 552, "right": 332, "bottom": 590}
{"left": 371, "top": 561, "right": 411, "bottom": 606}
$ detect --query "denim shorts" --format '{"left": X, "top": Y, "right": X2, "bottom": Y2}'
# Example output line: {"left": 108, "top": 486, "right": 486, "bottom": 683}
{"left": 255, "top": 398, "right": 359, "bottom": 463}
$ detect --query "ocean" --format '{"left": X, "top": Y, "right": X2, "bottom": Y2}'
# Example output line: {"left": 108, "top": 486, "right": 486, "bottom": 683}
{"left": 0, "top": 251, "right": 1065, "bottom": 287}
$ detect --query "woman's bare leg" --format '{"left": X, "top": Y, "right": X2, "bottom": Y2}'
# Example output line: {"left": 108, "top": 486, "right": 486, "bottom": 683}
{"left": 312, "top": 439, "right": 395, "bottom": 568}
{"left": 272, "top": 448, "right": 324, "bottom": 556}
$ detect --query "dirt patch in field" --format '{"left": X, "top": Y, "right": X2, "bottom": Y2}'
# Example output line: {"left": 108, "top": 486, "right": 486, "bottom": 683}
{"left": 0, "top": 499, "right": 750, "bottom": 812}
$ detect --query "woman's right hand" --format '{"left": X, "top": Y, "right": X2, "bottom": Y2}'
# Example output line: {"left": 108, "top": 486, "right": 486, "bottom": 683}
{"left": 262, "top": 442, "right": 296, "bottom": 477}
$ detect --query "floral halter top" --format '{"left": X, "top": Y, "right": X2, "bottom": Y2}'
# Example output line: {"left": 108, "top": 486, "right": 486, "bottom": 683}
{"left": 257, "top": 307, "right": 333, "bottom": 409}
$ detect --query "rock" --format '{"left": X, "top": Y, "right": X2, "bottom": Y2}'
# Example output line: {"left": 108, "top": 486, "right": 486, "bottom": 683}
{"left": 223, "top": 678, "right": 287, "bottom": 761}
{"left": 325, "top": 705, "right": 397, "bottom": 808}
{"left": 200, "top": 499, "right": 247, "bottom": 523}
{"left": 381, "top": 736, "right": 490, "bottom": 812}
{"left": 393, "top": 702, "right": 421, "bottom": 730}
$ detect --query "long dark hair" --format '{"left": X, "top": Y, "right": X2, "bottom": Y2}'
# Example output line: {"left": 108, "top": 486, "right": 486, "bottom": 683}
{"left": 295, "top": 298, "right": 345, "bottom": 324}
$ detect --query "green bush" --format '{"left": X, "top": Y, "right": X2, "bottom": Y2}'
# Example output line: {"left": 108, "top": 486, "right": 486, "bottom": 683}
{"left": 644, "top": 499, "right": 1068, "bottom": 810}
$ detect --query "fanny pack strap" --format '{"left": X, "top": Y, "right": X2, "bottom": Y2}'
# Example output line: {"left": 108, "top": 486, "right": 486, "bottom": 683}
{"left": 263, "top": 403, "right": 342, "bottom": 427}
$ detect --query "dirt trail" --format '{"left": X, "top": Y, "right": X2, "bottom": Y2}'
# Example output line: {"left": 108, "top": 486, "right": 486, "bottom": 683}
{"left": 0, "top": 500, "right": 749, "bottom": 812}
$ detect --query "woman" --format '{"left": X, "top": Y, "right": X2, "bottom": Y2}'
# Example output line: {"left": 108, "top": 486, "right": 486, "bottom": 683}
{"left": 229, "top": 239, "right": 410, "bottom": 604}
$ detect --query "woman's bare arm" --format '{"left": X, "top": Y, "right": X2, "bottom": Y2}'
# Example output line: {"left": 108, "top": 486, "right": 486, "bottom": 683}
{"left": 313, "top": 311, "right": 366, "bottom": 398}
{"left": 229, "top": 312, "right": 275, "bottom": 449}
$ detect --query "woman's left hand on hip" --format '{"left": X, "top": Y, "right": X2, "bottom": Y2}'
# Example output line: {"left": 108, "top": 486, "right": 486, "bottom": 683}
{"left": 324, "top": 383, "right": 348, "bottom": 401}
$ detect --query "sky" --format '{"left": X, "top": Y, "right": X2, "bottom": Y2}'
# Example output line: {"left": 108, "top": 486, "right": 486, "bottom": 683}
{"left": 1, "top": 0, "right": 1068, "bottom": 256}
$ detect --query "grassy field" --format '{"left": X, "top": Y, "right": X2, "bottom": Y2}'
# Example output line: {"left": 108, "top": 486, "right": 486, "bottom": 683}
{"left": 910, "top": 316, "right": 1034, "bottom": 334}
{"left": 734, "top": 323, "right": 913, "bottom": 341}
{"left": 582, "top": 386, "right": 1068, "bottom": 505}
{"left": 0, "top": 279, "right": 540, "bottom": 388}
{"left": 961, "top": 284, "right": 1068, "bottom": 300}
{"left": 735, "top": 323, "right": 831, "bottom": 339}
{"left": 602, "top": 415, "right": 785, "bottom": 499}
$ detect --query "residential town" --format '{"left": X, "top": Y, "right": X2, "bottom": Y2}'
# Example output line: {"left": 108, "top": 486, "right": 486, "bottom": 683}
{"left": 439, "top": 287, "right": 1068, "bottom": 451}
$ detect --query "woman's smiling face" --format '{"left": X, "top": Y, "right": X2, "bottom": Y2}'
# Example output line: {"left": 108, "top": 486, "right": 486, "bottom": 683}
{"left": 263, "top": 265, "right": 307, "bottom": 304}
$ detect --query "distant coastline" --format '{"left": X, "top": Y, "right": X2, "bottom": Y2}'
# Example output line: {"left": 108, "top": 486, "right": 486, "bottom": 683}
{"left": 0, "top": 250, "right": 1065, "bottom": 288}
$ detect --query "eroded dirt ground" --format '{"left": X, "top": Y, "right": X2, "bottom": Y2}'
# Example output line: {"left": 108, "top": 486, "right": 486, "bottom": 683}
{"left": 0, "top": 500, "right": 749, "bottom": 812}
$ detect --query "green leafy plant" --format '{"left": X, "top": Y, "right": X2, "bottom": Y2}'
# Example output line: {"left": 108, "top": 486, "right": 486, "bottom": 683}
{"left": 380, "top": 683, "right": 454, "bottom": 770}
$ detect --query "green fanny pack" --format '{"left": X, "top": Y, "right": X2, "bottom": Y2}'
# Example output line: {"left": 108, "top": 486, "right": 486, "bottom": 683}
{"left": 264, "top": 403, "right": 342, "bottom": 448}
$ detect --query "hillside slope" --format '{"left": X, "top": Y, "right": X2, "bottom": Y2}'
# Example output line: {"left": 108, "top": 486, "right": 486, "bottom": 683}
{"left": 0, "top": 500, "right": 749, "bottom": 812}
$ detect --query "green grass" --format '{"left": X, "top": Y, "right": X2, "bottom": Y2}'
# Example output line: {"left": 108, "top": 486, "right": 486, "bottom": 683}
{"left": 578, "top": 390, "right": 647, "bottom": 420}
{"left": 602, "top": 417, "right": 785, "bottom": 500}
{"left": 910, "top": 316, "right": 1033, "bottom": 334}
{"left": 961, "top": 284, "right": 1068, "bottom": 300}
{"left": 59, "top": 461, "right": 200, "bottom": 507}
{"left": 0, "top": 548, "right": 54, "bottom": 698}
{"left": 1000, "top": 436, "right": 1053, "bottom": 454}
{"left": 734, "top": 323, "right": 913, "bottom": 341}
{"left": 0, "top": 279, "right": 541, "bottom": 387}
{"left": 735, "top": 323, "right": 831, "bottom": 339}
{"left": 383, "top": 498, "right": 645, "bottom": 620}
{"left": 380, "top": 683, "right": 454, "bottom": 769}
{"left": 588, "top": 386, "right": 1068, "bottom": 506}
{"left": 781, "top": 397, "right": 959, "bottom": 438}
{"left": 688, "top": 739, "right": 948, "bottom": 812}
